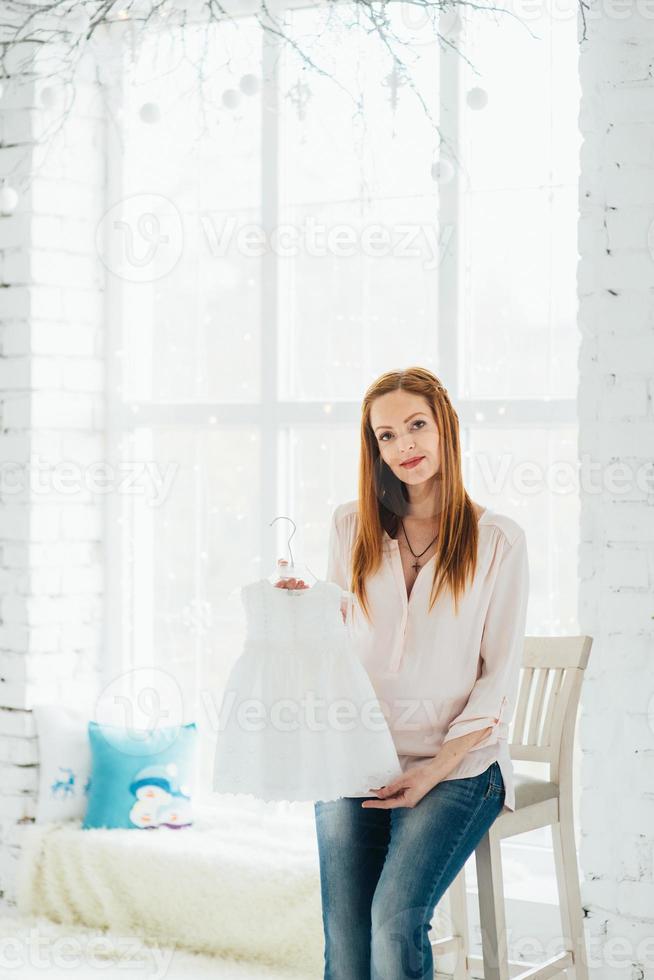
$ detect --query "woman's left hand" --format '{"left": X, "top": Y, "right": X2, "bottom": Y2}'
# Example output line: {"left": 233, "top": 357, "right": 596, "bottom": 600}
{"left": 362, "top": 764, "right": 440, "bottom": 809}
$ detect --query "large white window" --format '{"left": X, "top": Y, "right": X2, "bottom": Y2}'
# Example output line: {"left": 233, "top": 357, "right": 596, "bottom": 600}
{"left": 104, "top": 0, "right": 580, "bottom": 914}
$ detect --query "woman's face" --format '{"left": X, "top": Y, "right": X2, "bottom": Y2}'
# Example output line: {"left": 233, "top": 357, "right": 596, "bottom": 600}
{"left": 370, "top": 390, "right": 441, "bottom": 487}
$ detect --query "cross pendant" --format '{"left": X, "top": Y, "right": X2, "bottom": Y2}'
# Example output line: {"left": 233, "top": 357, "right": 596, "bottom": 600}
{"left": 411, "top": 559, "right": 420, "bottom": 574}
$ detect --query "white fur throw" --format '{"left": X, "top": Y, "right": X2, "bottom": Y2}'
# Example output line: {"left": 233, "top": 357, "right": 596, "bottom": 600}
{"left": 15, "top": 803, "right": 326, "bottom": 977}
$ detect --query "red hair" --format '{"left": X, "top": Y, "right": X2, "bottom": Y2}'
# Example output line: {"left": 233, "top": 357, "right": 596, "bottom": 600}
{"left": 352, "top": 366, "right": 479, "bottom": 623}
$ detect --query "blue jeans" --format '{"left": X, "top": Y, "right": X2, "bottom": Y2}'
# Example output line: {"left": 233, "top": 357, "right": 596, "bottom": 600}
{"left": 314, "top": 760, "right": 506, "bottom": 980}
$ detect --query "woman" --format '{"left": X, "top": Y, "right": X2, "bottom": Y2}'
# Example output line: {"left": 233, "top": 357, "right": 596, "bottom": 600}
{"left": 278, "top": 366, "right": 529, "bottom": 980}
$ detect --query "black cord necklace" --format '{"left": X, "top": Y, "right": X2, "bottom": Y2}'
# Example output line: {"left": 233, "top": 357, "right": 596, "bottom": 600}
{"left": 399, "top": 519, "right": 438, "bottom": 574}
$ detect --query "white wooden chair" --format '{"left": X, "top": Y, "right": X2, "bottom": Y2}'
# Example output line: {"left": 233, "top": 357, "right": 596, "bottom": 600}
{"left": 431, "top": 634, "right": 593, "bottom": 980}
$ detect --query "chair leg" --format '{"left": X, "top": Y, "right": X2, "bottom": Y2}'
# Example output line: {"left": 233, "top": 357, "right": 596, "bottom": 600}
{"left": 552, "top": 813, "right": 589, "bottom": 980}
{"left": 447, "top": 865, "right": 471, "bottom": 980}
{"left": 475, "top": 827, "right": 510, "bottom": 980}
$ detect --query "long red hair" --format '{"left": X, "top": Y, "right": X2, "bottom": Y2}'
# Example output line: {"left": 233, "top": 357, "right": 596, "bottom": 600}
{"left": 351, "top": 366, "right": 479, "bottom": 622}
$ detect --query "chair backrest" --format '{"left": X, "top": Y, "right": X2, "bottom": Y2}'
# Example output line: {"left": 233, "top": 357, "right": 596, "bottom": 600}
{"left": 509, "top": 635, "right": 593, "bottom": 782}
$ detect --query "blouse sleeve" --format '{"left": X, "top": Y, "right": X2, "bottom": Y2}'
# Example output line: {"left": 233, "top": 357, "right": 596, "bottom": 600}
{"left": 326, "top": 506, "right": 349, "bottom": 591}
{"left": 442, "top": 528, "right": 529, "bottom": 751}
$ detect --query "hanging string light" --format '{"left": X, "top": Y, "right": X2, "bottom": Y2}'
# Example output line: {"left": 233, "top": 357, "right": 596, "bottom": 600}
{"left": 382, "top": 63, "right": 407, "bottom": 114}
{"left": 286, "top": 77, "right": 312, "bottom": 122}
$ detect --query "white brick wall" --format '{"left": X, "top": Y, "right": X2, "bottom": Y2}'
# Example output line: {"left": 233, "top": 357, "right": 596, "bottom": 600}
{"left": 578, "top": 4, "right": 654, "bottom": 978}
{"left": 0, "top": 49, "right": 105, "bottom": 905}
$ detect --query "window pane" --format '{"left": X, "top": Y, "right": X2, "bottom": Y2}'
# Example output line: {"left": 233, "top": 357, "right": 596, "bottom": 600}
{"left": 279, "top": 425, "right": 360, "bottom": 568}
{"left": 460, "top": 4, "right": 580, "bottom": 192}
{"left": 459, "top": 0, "right": 581, "bottom": 398}
{"left": 278, "top": 197, "right": 440, "bottom": 400}
{"left": 120, "top": 426, "right": 260, "bottom": 795}
{"left": 462, "top": 185, "right": 578, "bottom": 398}
{"left": 115, "top": 20, "right": 262, "bottom": 403}
{"left": 464, "top": 425, "right": 579, "bottom": 633}
{"left": 278, "top": 3, "right": 441, "bottom": 399}
{"left": 280, "top": 5, "right": 440, "bottom": 205}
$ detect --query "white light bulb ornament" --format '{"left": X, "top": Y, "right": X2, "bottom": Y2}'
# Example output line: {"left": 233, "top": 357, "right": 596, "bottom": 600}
{"left": 431, "top": 158, "right": 455, "bottom": 184}
{"left": 40, "top": 85, "right": 59, "bottom": 109}
{"left": 0, "top": 184, "right": 19, "bottom": 215}
{"left": 222, "top": 88, "right": 241, "bottom": 110}
{"left": 139, "top": 101, "right": 160, "bottom": 123}
{"left": 239, "top": 74, "right": 260, "bottom": 97}
{"left": 466, "top": 86, "right": 488, "bottom": 111}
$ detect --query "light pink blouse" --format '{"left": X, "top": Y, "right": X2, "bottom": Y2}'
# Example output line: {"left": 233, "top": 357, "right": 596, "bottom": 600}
{"left": 326, "top": 500, "right": 530, "bottom": 812}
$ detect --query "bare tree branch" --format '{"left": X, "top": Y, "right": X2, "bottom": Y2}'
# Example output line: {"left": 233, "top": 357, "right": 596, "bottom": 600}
{"left": 0, "top": 0, "right": 588, "bottom": 196}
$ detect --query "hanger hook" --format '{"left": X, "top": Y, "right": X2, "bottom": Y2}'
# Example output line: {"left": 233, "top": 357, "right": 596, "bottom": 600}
{"left": 269, "top": 515, "right": 296, "bottom": 567}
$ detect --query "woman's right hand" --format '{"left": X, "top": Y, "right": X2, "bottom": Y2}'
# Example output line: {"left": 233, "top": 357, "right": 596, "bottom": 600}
{"left": 274, "top": 558, "right": 309, "bottom": 590}
{"left": 274, "top": 559, "right": 347, "bottom": 623}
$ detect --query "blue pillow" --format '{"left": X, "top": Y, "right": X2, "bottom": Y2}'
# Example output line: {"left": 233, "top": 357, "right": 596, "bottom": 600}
{"left": 83, "top": 721, "right": 198, "bottom": 830}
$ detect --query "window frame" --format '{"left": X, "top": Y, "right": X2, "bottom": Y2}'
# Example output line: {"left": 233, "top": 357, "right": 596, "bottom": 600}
{"left": 102, "top": 0, "right": 580, "bottom": 922}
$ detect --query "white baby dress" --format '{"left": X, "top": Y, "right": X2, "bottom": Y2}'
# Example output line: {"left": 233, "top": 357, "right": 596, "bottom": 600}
{"left": 212, "top": 578, "right": 403, "bottom": 803}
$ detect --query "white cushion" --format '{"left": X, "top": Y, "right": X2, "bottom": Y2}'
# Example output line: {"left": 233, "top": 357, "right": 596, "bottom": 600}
{"left": 32, "top": 705, "right": 91, "bottom": 824}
